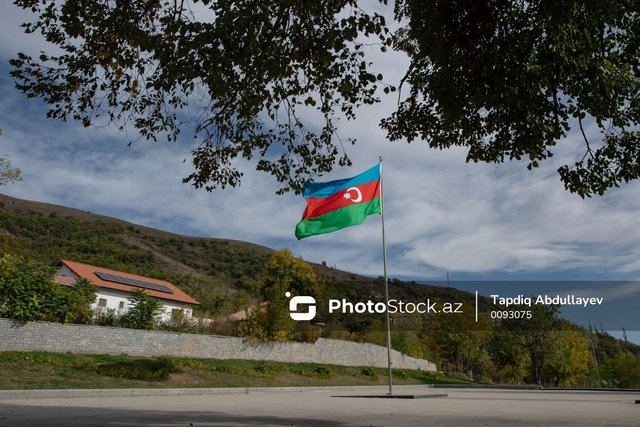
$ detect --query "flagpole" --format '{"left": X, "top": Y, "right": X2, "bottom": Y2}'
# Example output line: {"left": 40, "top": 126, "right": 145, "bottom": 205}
{"left": 379, "top": 156, "right": 394, "bottom": 395}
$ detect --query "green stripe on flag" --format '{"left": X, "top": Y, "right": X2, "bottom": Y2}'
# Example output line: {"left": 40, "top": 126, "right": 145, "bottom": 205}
{"left": 295, "top": 197, "right": 381, "bottom": 239}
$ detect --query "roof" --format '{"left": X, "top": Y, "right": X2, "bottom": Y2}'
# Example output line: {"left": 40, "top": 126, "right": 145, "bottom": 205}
{"left": 55, "top": 260, "right": 200, "bottom": 306}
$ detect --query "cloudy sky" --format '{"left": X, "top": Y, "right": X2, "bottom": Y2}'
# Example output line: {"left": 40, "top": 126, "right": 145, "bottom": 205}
{"left": 1, "top": 2, "right": 640, "bottom": 335}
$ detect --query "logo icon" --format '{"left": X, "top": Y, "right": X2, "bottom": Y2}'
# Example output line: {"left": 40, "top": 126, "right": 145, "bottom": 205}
{"left": 286, "top": 292, "right": 316, "bottom": 321}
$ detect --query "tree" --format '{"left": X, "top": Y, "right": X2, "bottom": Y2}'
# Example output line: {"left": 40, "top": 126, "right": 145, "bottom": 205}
{"left": 485, "top": 330, "right": 528, "bottom": 385}
{"left": 179, "top": 274, "right": 231, "bottom": 316}
{"left": 120, "top": 287, "right": 164, "bottom": 329}
{"left": 541, "top": 329, "right": 590, "bottom": 386}
{"left": 243, "top": 248, "right": 319, "bottom": 341}
{"left": 10, "top": 0, "right": 388, "bottom": 195}
{"left": 603, "top": 353, "right": 640, "bottom": 388}
{"left": 0, "top": 130, "right": 22, "bottom": 186}
{"left": 0, "top": 254, "right": 58, "bottom": 322}
{"left": 500, "top": 304, "right": 562, "bottom": 385}
{"left": 382, "top": 0, "right": 640, "bottom": 198}
{"left": 423, "top": 309, "right": 492, "bottom": 375}
{"left": 263, "top": 248, "right": 320, "bottom": 298}
{"left": 337, "top": 312, "right": 372, "bottom": 339}
{"left": 55, "top": 278, "right": 97, "bottom": 324}
{"left": 11, "top": 1, "right": 640, "bottom": 196}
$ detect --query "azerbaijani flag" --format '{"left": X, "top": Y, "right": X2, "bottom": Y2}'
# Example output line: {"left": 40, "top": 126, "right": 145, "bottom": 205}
{"left": 295, "top": 165, "right": 381, "bottom": 240}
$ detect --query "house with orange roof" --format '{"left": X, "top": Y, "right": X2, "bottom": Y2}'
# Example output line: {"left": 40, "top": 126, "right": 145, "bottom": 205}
{"left": 54, "top": 260, "right": 199, "bottom": 323}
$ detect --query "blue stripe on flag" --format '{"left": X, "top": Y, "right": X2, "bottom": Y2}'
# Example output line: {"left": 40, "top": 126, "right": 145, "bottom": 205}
{"left": 302, "top": 164, "right": 380, "bottom": 199}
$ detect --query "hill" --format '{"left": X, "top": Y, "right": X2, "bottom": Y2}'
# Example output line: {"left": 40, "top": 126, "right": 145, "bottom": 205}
{"left": 0, "top": 193, "right": 486, "bottom": 316}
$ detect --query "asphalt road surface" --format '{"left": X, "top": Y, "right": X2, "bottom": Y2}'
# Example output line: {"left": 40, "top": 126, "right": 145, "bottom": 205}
{"left": 1, "top": 387, "right": 638, "bottom": 427}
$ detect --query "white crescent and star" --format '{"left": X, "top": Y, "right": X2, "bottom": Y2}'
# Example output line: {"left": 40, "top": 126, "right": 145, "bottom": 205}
{"left": 343, "top": 187, "right": 362, "bottom": 203}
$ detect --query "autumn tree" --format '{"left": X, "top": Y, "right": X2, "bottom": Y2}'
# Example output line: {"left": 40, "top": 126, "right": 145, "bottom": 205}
{"left": 499, "top": 304, "right": 562, "bottom": 385}
{"left": 243, "top": 248, "right": 319, "bottom": 341}
{"left": 423, "top": 309, "right": 492, "bottom": 375}
{"left": 541, "top": 328, "right": 590, "bottom": 387}
{"left": 485, "top": 330, "right": 528, "bottom": 385}
{"left": 11, "top": 1, "right": 640, "bottom": 196}
{"left": 263, "top": 249, "right": 320, "bottom": 298}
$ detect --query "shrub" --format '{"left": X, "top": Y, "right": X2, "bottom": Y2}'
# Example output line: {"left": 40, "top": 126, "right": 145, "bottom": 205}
{"left": 95, "top": 308, "right": 120, "bottom": 326}
{"left": 152, "top": 356, "right": 178, "bottom": 377}
{"left": 120, "top": 288, "right": 164, "bottom": 330}
{"left": 55, "top": 278, "right": 97, "bottom": 324}
{"left": 252, "top": 362, "right": 276, "bottom": 377}
{"left": 393, "top": 369, "right": 409, "bottom": 379}
{"left": 423, "top": 371, "right": 437, "bottom": 381}
{"left": 0, "top": 254, "right": 59, "bottom": 322}
{"left": 315, "top": 365, "right": 333, "bottom": 379}
{"left": 360, "top": 367, "right": 379, "bottom": 381}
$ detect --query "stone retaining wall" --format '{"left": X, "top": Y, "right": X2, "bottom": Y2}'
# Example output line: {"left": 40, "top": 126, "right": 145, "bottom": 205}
{"left": 0, "top": 318, "right": 435, "bottom": 371}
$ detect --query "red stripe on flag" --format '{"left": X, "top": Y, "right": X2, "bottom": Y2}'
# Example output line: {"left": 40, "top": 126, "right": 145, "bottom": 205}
{"left": 301, "top": 180, "right": 380, "bottom": 220}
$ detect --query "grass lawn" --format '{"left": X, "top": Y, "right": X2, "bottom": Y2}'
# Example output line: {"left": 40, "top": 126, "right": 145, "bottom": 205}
{"left": 0, "top": 351, "right": 475, "bottom": 390}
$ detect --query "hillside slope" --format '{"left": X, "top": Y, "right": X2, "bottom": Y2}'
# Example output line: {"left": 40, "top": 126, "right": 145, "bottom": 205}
{"left": 0, "top": 192, "right": 490, "bottom": 316}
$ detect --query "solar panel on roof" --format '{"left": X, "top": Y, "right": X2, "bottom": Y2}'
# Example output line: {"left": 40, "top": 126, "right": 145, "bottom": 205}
{"left": 94, "top": 271, "right": 175, "bottom": 294}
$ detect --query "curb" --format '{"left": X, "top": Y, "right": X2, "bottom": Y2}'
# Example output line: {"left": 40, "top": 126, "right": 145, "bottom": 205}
{"left": 0, "top": 385, "right": 436, "bottom": 400}
{"left": 2, "top": 385, "right": 638, "bottom": 400}
{"left": 430, "top": 384, "right": 640, "bottom": 393}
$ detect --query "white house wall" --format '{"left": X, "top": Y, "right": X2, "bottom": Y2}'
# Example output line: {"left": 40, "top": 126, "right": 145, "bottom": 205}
{"left": 93, "top": 288, "right": 131, "bottom": 316}
{"left": 92, "top": 288, "right": 193, "bottom": 323}
{"left": 157, "top": 298, "right": 194, "bottom": 322}
{"left": 56, "top": 267, "right": 193, "bottom": 323}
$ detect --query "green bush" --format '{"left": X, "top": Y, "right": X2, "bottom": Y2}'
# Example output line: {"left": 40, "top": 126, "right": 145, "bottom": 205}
{"left": 252, "top": 362, "right": 276, "bottom": 377}
{"left": 423, "top": 371, "right": 437, "bottom": 381}
{"left": 95, "top": 308, "right": 120, "bottom": 326}
{"left": 55, "top": 278, "right": 97, "bottom": 324}
{"left": 120, "top": 288, "right": 164, "bottom": 330}
{"left": 315, "top": 365, "right": 333, "bottom": 379}
{"left": 152, "top": 356, "right": 178, "bottom": 377}
{"left": 0, "top": 254, "right": 59, "bottom": 322}
{"left": 393, "top": 369, "right": 408, "bottom": 379}
{"left": 360, "top": 367, "right": 379, "bottom": 381}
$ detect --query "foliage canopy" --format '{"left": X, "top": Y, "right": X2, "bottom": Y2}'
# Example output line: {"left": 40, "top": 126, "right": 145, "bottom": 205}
{"left": 11, "top": 0, "right": 388, "bottom": 194}
{"left": 10, "top": 0, "right": 640, "bottom": 196}
{"left": 0, "top": 254, "right": 59, "bottom": 322}
{"left": 55, "top": 277, "right": 98, "bottom": 324}
{"left": 384, "top": 0, "right": 640, "bottom": 197}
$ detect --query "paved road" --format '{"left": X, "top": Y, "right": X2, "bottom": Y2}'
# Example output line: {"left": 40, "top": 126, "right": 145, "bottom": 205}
{"left": 0, "top": 387, "right": 638, "bottom": 426}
